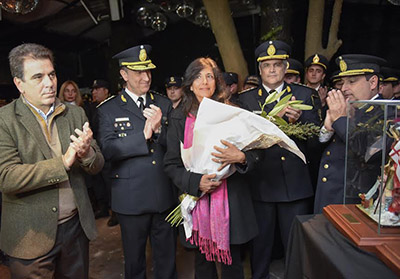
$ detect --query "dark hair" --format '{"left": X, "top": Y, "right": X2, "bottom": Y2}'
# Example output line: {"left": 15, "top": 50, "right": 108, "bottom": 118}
{"left": 181, "top": 57, "right": 227, "bottom": 116}
{"left": 9, "top": 43, "right": 54, "bottom": 81}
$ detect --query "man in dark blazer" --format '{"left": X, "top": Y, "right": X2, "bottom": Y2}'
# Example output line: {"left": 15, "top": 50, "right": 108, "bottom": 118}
{"left": 314, "top": 54, "right": 387, "bottom": 213}
{"left": 96, "top": 45, "right": 177, "bottom": 279}
{"left": 0, "top": 43, "right": 104, "bottom": 278}
{"left": 238, "top": 40, "right": 319, "bottom": 279}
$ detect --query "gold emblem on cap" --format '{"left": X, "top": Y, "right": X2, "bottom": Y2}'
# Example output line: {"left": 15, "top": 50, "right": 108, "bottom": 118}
{"left": 339, "top": 56, "right": 347, "bottom": 72}
{"left": 171, "top": 77, "right": 175, "bottom": 82}
{"left": 267, "top": 41, "right": 276, "bottom": 56}
{"left": 313, "top": 54, "right": 320, "bottom": 64}
{"left": 139, "top": 47, "right": 147, "bottom": 62}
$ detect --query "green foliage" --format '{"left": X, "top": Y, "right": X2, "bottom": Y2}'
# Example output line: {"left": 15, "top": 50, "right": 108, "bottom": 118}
{"left": 259, "top": 90, "right": 320, "bottom": 140}
{"left": 261, "top": 26, "right": 283, "bottom": 42}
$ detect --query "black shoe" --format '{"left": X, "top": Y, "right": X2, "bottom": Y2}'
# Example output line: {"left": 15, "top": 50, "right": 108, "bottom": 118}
{"left": 107, "top": 212, "right": 119, "bottom": 227}
{"left": 95, "top": 208, "right": 109, "bottom": 219}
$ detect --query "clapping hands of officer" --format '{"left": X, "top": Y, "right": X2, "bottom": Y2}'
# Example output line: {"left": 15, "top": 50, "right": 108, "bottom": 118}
{"left": 143, "top": 104, "right": 162, "bottom": 140}
{"left": 324, "top": 89, "right": 347, "bottom": 131}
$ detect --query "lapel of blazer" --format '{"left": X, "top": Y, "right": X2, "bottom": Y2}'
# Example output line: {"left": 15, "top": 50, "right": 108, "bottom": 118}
{"left": 55, "top": 106, "right": 71, "bottom": 154}
{"left": 15, "top": 97, "right": 52, "bottom": 159}
{"left": 119, "top": 90, "right": 145, "bottom": 121}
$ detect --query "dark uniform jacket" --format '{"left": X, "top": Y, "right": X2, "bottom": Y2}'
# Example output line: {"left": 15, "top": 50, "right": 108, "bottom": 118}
{"left": 97, "top": 90, "right": 176, "bottom": 215}
{"left": 238, "top": 83, "right": 319, "bottom": 202}
{"left": 163, "top": 106, "right": 261, "bottom": 245}
{"left": 314, "top": 103, "right": 389, "bottom": 213}
{"left": 0, "top": 98, "right": 104, "bottom": 259}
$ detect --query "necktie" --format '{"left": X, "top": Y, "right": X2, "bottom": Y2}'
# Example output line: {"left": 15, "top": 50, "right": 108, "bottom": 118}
{"left": 138, "top": 97, "right": 145, "bottom": 112}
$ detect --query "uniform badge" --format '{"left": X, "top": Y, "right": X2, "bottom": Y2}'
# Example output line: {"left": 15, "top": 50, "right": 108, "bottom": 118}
{"left": 339, "top": 56, "right": 347, "bottom": 72}
{"left": 139, "top": 46, "right": 147, "bottom": 62}
{"left": 313, "top": 54, "right": 320, "bottom": 64}
{"left": 150, "top": 92, "right": 154, "bottom": 100}
{"left": 287, "top": 86, "right": 291, "bottom": 92}
{"left": 267, "top": 42, "right": 276, "bottom": 56}
{"left": 121, "top": 95, "right": 127, "bottom": 103}
{"left": 366, "top": 105, "right": 374, "bottom": 113}
{"left": 258, "top": 89, "right": 262, "bottom": 96}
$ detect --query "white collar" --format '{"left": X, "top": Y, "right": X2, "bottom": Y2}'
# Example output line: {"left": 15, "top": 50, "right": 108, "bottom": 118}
{"left": 262, "top": 82, "right": 285, "bottom": 94}
{"left": 124, "top": 88, "right": 147, "bottom": 107}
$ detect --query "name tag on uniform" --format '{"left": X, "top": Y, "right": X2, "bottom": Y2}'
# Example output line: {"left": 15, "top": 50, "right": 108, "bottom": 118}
{"left": 115, "top": 117, "right": 130, "bottom": 122}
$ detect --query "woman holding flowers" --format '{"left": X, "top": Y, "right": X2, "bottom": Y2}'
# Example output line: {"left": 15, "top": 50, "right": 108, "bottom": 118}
{"left": 164, "top": 57, "right": 262, "bottom": 279}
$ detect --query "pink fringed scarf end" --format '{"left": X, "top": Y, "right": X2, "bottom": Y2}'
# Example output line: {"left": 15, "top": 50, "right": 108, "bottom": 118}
{"left": 189, "top": 230, "right": 232, "bottom": 265}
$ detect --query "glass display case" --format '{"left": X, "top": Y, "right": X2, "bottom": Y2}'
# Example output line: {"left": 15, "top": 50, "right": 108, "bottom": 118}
{"left": 344, "top": 99, "right": 400, "bottom": 234}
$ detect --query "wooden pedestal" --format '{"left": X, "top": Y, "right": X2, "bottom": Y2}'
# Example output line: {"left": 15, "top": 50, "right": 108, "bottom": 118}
{"left": 323, "top": 204, "right": 400, "bottom": 276}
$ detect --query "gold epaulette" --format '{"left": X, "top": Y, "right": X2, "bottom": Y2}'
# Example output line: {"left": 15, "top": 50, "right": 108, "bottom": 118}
{"left": 291, "top": 82, "right": 315, "bottom": 90}
{"left": 96, "top": 95, "right": 116, "bottom": 108}
{"left": 149, "top": 90, "right": 167, "bottom": 99}
{"left": 238, "top": 87, "right": 256, "bottom": 95}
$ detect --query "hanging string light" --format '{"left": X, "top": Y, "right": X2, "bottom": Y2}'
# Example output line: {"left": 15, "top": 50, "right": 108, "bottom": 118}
{"left": 0, "top": 0, "right": 39, "bottom": 15}
{"left": 176, "top": 0, "right": 194, "bottom": 18}
{"left": 151, "top": 12, "right": 167, "bottom": 31}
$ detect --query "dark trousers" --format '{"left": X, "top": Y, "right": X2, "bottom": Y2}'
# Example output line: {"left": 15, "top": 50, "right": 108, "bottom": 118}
{"left": 250, "top": 199, "right": 312, "bottom": 279}
{"left": 9, "top": 214, "right": 89, "bottom": 279}
{"left": 117, "top": 211, "right": 177, "bottom": 279}
{"left": 194, "top": 244, "right": 244, "bottom": 279}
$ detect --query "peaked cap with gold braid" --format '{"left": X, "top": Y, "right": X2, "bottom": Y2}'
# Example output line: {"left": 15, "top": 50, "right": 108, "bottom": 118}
{"left": 335, "top": 54, "right": 386, "bottom": 77}
{"left": 286, "top": 58, "right": 303, "bottom": 76}
{"left": 304, "top": 53, "right": 329, "bottom": 70}
{"left": 113, "top": 44, "right": 156, "bottom": 71}
{"left": 255, "top": 40, "right": 291, "bottom": 62}
{"left": 380, "top": 67, "right": 400, "bottom": 83}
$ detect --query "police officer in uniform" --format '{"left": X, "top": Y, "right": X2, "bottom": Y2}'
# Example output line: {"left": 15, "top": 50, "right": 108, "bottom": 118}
{"left": 96, "top": 45, "right": 177, "bottom": 279}
{"left": 314, "top": 54, "right": 387, "bottom": 213}
{"left": 165, "top": 76, "right": 184, "bottom": 109}
{"left": 284, "top": 58, "right": 303, "bottom": 84}
{"left": 238, "top": 40, "right": 319, "bottom": 279}
{"left": 379, "top": 67, "right": 400, "bottom": 100}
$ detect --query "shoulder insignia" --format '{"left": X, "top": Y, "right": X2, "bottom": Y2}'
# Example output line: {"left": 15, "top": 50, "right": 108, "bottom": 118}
{"left": 291, "top": 82, "right": 317, "bottom": 93}
{"left": 365, "top": 105, "right": 374, "bottom": 113}
{"left": 149, "top": 90, "right": 167, "bottom": 99}
{"left": 96, "top": 95, "right": 116, "bottom": 108}
{"left": 238, "top": 87, "right": 255, "bottom": 95}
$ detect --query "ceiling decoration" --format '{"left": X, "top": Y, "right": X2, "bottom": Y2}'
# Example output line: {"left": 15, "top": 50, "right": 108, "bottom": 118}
{"left": 0, "top": 0, "right": 39, "bottom": 14}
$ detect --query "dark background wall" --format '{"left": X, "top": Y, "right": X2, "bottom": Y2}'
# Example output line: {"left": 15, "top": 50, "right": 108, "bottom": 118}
{"left": 0, "top": 0, "right": 399, "bottom": 99}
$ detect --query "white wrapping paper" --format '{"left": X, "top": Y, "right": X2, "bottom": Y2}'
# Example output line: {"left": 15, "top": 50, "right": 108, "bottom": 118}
{"left": 181, "top": 97, "right": 306, "bottom": 181}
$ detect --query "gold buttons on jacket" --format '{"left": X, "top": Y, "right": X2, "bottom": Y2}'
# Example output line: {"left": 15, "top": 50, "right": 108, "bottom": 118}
{"left": 333, "top": 139, "right": 336, "bottom": 143}
{"left": 52, "top": 207, "right": 58, "bottom": 212}
{"left": 115, "top": 174, "right": 119, "bottom": 178}
{"left": 322, "top": 177, "right": 327, "bottom": 182}
{"left": 324, "top": 164, "right": 329, "bottom": 169}
{"left": 326, "top": 151, "right": 331, "bottom": 156}
{"left": 281, "top": 156, "right": 286, "bottom": 161}
{"left": 150, "top": 149, "right": 154, "bottom": 153}
{"left": 152, "top": 161, "right": 156, "bottom": 165}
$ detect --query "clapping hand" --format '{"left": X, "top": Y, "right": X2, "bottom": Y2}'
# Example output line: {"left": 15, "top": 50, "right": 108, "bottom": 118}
{"left": 143, "top": 104, "right": 162, "bottom": 139}
{"left": 63, "top": 122, "right": 93, "bottom": 168}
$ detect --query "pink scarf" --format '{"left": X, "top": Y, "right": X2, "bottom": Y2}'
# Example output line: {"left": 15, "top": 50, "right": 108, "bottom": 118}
{"left": 183, "top": 114, "right": 232, "bottom": 265}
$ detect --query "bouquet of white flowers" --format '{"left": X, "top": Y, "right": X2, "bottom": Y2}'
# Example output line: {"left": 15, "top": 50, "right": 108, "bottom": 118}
{"left": 166, "top": 98, "right": 308, "bottom": 237}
